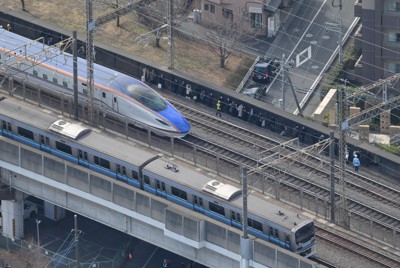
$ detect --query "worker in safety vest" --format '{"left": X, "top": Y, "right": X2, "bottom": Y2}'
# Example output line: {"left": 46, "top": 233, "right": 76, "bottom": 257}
{"left": 216, "top": 100, "right": 222, "bottom": 117}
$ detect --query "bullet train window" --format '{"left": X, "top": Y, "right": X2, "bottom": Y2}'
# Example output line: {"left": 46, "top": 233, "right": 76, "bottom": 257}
{"left": 94, "top": 156, "right": 110, "bottom": 169}
{"left": 102, "top": 92, "right": 106, "bottom": 98}
{"left": 33, "top": 70, "right": 38, "bottom": 76}
{"left": 144, "top": 175, "right": 150, "bottom": 185}
{"left": 126, "top": 84, "right": 167, "bottom": 111}
{"left": 171, "top": 186, "right": 187, "bottom": 200}
{"left": 295, "top": 222, "right": 315, "bottom": 245}
{"left": 55, "top": 141, "right": 72, "bottom": 155}
{"left": 43, "top": 74, "right": 48, "bottom": 80}
{"left": 17, "top": 127, "right": 34, "bottom": 140}
{"left": 53, "top": 77, "right": 58, "bottom": 83}
{"left": 209, "top": 202, "right": 225, "bottom": 216}
{"left": 132, "top": 170, "right": 139, "bottom": 180}
{"left": 248, "top": 218, "right": 263, "bottom": 232}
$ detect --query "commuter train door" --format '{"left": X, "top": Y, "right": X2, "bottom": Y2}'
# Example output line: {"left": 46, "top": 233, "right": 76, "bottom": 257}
{"left": 156, "top": 180, "right": 167, "bottom": 198}
{"left": 78, "top": 149, "right": 89, "bottom": 168}
{"left": 193, "top": 195, "right": 204, "bottom": 214}
{"left": 40, "top": 135, "right": 51, "bottom": 153}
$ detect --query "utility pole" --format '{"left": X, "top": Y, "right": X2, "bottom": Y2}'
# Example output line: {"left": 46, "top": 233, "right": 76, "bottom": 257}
{"left": 74, "top": 214, "right": 80, "bottom": 268}
{"left": 73, "top": 31, "right": 79, "bottom": 120}
{"left": 86, "top": 0, "right": 95, "bottom": 125}
{"left": 167, "top": 0, "right": 174, "bottom": 69}
{"left": 329, "top": 131, "right": 335, "bottom": 222}
{"left": 240, "top": 167, "right": 249, "bottom": 268}
{"left": 280, "top": 54, "right": 286, "bottom": 111}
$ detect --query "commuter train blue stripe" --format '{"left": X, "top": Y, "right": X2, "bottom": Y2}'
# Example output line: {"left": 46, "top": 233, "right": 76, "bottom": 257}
{"left": 0, "top": 28, "right": 190, "bottom": 137}
{"left": 0, "top": 96, "right": 315, "bottom": 257}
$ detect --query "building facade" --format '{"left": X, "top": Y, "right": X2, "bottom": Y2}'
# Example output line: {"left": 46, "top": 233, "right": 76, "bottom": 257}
{"left": 199, "top": 0, "right": 289, "bottom": 37}
{"left": 354, "top": 0, "right": 400, "bottom": 93}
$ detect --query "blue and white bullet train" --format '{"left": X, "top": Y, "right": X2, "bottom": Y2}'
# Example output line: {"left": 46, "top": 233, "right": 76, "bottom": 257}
{"left": 0, "top": 29, "right": 190, "bottom": 137}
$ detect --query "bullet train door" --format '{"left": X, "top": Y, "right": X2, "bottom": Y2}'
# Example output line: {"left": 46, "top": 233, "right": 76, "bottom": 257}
{"left": 112, "top": 95, "right": 119, "bottom": 113}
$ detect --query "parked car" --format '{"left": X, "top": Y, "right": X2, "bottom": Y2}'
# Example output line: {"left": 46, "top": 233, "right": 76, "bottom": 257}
{"left": 251, "top": 58, "right": 280, "bottom": 84}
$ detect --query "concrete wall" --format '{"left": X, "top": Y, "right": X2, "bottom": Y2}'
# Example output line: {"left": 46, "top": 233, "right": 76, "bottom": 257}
{"left": 0, "top": 138, "right": 319, "bottom": 268}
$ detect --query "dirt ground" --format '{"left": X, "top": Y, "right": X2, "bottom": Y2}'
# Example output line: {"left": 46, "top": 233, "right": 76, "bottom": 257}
{"left": 2, "top": 0, "right": 253, "bottom": 89}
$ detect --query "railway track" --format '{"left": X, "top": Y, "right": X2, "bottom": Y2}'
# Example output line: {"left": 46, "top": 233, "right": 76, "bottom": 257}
{"left": 316, "top": 225, "right": 400, "bottom": 268}
{"left": 180, "top": 134, "right": 400, "bottom": 234}
{"left": 3, "top": 82, "right": 400, "bottom": 263}
{"left": 173, "top": 101, "right": 400, "bottom": 210}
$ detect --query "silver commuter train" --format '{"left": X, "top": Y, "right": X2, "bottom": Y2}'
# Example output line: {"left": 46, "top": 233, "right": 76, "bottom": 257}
{"left": 0, "top": 96, "right": 315, "bottom": 257}
{"left": 0, "top": 29, "right": 190, "bottom": 137}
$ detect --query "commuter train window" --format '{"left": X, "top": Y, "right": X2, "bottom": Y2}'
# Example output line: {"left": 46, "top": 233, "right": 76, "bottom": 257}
{"left": 53, "top": 77, "right": 58, "bottom": 84}
{"left": 194, "top": 196, "right": 203, "bottom": 207}
{"left": 102, "top": 92, "right": 106, "bottom": 98}
{"left": 17, "top": 127, "right": 34, "bottom": 140}
{"left": 269, "top": 227, "right": 274, "bottom": 237}
{"left": 117, "top": 164, "right": 121, "bottom": 174}
{"left": 144, "top": 175, "right": 150, "bottom": 185}
{"left": 248, "top": 218, "right": 263, "bottom": 232}
{"left": 40, "top": 135, "right": 50, "bottom": 146}
{"left": 275, "top": 229, "right": 279, "bottom": 238}
{"left": 209, "top": 202, "right": 225, "bottom": 216}
{"left": 114, "top": 97, "right": 117, "bottom": 103}
{"left": 33, "top": 70, "right": 38, "bottom": 76}
{"left": 94, "top": 156, "right": 110, "bottom": 169}
{"left": 156, "top": 181, "right": 166, "bottom": 191}
{"left": 55, "top": 141, "right": 72, "bottom": 155}
{"left": 132, "top": 170, "right": 139, "bottom": 180}
{"left": 78, "top": 150, "right": 88, "bottom": 161}
{"left": 285, "top": 235, "right": 290, "bottom": 244}
{"left": 171, "top": 186, "right": 187, "bottom": 200}
{"left": 63, "top": 81, "right": 68, "bottom": 87}
{"left": 43, "top": 74, "right": 48, "bottom": 80}
{"left": 122, "top": 166, "right": 126, "bottom": 175}
{"left": 231, "top": 212, "right": 241, "bottom": 223}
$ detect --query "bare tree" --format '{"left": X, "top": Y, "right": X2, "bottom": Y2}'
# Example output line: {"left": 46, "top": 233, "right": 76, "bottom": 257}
{"left": 203, "top": 20, "right": 246, "bottom": 68}
{"left": 134, "top": 0, "right": 189, "bottom": 47}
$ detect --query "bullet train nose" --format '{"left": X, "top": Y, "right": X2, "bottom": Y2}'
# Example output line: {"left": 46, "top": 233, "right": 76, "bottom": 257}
{"left": 158, "top": 103, "right": 190, "bottom": 134}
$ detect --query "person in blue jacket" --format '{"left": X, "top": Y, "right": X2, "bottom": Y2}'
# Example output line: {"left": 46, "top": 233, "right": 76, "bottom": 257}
{"left": 353, "top": 154, "right": 360, "bottom": 172}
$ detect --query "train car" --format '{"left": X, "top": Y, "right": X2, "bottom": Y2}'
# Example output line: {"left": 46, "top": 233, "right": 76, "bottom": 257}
{"left": 0, "top": 28, "right": 190, "bottom": 137}
{"left": 0, "top": 96, "right": 315, "bottom": 257}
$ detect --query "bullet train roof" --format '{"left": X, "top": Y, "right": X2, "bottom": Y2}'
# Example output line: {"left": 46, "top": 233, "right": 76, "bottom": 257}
{"left": 0, "top": 29, "right": 138, "bottom": 90}
{"left": 0, "top": 29, "right": 190, "bottom": 134}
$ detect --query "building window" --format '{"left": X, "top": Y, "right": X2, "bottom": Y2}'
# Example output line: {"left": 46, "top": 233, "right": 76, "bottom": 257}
{"left": 222, "top": 8, "right": 233, "bottom": 20}
{"left": 204, "top": 4, "right": 209, "bottom": 11}
{"left": 210, "top": 4, "right": 215, "bottom": 14}
{"left": 250, "top": 13, "right": 262, "bottom": 29}
{"left": 388, "top": 32, "right": 400, "bottom": 42}
{"left": 388, "top": 0, "right": 400, "bottom": 11}
{"left": 388, "top": 63, "right": 400, "bottom": 73}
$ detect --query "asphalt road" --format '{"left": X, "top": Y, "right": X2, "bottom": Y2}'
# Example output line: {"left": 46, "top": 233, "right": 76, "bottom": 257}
{"left": 242, "top": 0, "right": 357, "bottom": 116}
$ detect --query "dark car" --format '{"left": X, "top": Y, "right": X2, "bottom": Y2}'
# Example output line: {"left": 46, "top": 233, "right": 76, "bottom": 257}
{"left": 251, "top": 58, "right": 279, "bottom": 84}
